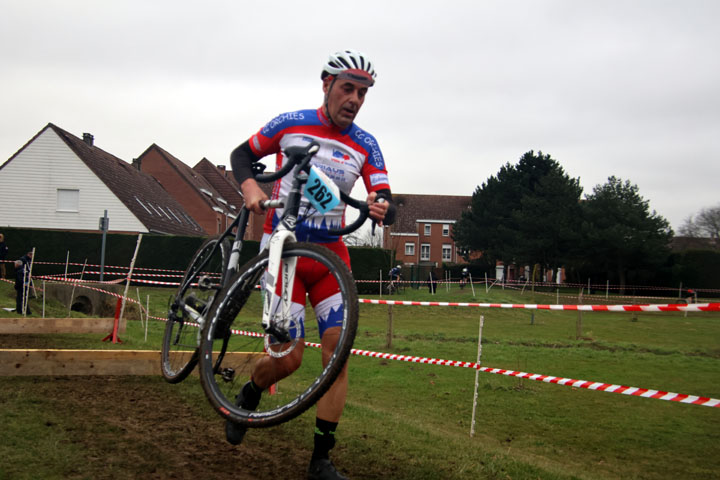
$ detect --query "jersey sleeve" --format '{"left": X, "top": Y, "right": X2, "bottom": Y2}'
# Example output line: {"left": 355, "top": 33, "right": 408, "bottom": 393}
{"left": 359, "top": 134, "right": 391, "bottom": 193}
{"left": 248, "top": 111, "right": 312, "bottom": 158}
{"left": 248, "top": 125, "right": 281, "bottom": 158}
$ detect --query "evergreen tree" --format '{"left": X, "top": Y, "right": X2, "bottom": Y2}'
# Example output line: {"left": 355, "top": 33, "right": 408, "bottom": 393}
{"left": 580, "top": 176, "right": 673, "bottom": 289}
{"left": 454, "top": 151, "right": 582, "bottom": 276}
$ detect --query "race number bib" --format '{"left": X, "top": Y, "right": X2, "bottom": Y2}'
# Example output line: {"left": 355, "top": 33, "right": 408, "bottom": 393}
{"left": 304, "top": 166, "right": 341, "bottom": 214}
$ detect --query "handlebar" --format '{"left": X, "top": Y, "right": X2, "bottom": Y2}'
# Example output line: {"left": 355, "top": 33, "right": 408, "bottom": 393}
{"left": 252, "top": 142, "right": 372, "bottom": 237}
{"left": 331, "top": 191, "right": 370, "bottom": 236}
{"left": 253, "top": 144, "right": 319, "bottom": 183}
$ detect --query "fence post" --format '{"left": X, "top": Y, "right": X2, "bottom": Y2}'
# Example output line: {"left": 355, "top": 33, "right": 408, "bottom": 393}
{"left": 379, "top": 269, "right": 382, "bottom": 298}
{"left": 144, "top": 294, "right": 150, "bottom": 342}
{"left": 385, "top": 304, "right": 393, "bottom": 349}
{"left": 576, "top": 288, "right": 583, "bottom": 339}
{"left": 23, "top": 247, "right": 36, "bottom": 316}
{"left": 470, "top": 315, "right": 485, "bottom": 437}
{"left": 67, "top": 259, "right": 87, "bottom": 317}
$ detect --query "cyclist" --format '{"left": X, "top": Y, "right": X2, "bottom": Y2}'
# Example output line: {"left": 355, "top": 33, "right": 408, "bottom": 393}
{"left": 460, "top": 267, "right": 469, "bottom": 289}
{"left": 388, "top": 264, "right": 401, "bottom": 293}
{"left": 228, "top": 49, "right": 395, "bottom": 480}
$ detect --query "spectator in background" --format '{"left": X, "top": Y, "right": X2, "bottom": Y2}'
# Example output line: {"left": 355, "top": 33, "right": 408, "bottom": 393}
{"left": 14, "top": 251, "right": 33, "bottom": 315}
{"left": 428, "top": 270, "right": 438, "bottom": 294}
{"left": 0, "top": 233, "right": 7, "bottom": 279}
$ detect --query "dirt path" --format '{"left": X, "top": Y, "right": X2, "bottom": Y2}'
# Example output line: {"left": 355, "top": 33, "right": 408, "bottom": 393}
{"left": 1, "top": 336, "right": 313, "bottom": 479}
{"left": 51, "top": 376, "right": 310, "bottom": 480}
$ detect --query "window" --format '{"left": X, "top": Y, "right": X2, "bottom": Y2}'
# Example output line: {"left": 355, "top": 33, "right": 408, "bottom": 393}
{"left": 135, "top": 196, "right": 153, "bottom": 215}
{"left": 442, "top": 224, "right": 450, "bottom": 236}
{"left": 57, "top": 189, "right": 79, "bottom": 212}
{"left": 424, "top": 224, "right": 431, "bottom": 236}
{"left": 442, "top": 244, "right": 452, "bottom": 261}
{"left": 405, "top": 243, "right": 415, "bottom": 255}
{"left": 421, "top": 244, "right": 430, "bottom": 261}
{"left": 157, "top": 205, "right": 173, "bottom": 220}
{"left": 166, "top": 207, "right": 183, "bottom": 223}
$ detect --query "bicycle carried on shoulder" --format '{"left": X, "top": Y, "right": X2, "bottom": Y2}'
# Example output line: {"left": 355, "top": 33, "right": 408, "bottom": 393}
{"left": 161, "top": 141, "right": 372, "bottom": 428}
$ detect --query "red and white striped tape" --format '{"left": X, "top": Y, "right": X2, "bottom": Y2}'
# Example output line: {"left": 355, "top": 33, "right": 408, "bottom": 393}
{"left": 6, "top": 276, "right": 718, "bottom": 407}
{"left": 300, "top": 341, "right": 720, "bottom": 408}
{"left": 358, "top": 298, "right": 720, "bottom": 312}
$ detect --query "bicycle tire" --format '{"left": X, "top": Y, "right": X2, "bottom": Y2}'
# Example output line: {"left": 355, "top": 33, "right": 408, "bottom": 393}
{"left": 198, "top": 241, "right": 358, "bottom": 428}
{"left": 161, "top": 236, "right": 230, "bottom": 383}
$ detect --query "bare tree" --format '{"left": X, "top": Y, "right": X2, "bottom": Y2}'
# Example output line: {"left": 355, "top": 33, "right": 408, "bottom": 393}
{"left": 680, "top": 204, "right": 720, "bottom": 240}
{"left": 344, "top": 223, "right": 383, "bottom": 247}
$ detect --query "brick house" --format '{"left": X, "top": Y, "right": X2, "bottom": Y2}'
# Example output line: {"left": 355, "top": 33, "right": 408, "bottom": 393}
{"left": 0, "top": 123, "right": 203, "bottom": 236}
{"left": 134, "top": 144, "right": 239, "bottom": 236}
{"left": 382, "top": 194, "right": 471, "bottom": 266}
{"left": 192, "top": 158, "right": 270, "bottom": 242}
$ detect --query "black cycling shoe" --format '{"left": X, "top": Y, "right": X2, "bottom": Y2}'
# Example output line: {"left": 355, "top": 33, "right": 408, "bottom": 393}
{"left": 307, "top": 458, "right": 348, "bottom": 480}
{"left": 224, "top": 382, "right": 260, "bottom": 445}
{"left": 225, "top": 417, "right": 248, "bottom": 446}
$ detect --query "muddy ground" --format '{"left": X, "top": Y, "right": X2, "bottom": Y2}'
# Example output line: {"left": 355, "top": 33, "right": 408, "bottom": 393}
{"left": 1, "top": 335, "right": 323, "bottom": 480}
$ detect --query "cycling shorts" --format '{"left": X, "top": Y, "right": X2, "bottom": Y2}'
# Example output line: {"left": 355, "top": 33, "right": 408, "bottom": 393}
{"left": 260, "top": 234, "right": 350, "bottom": 339}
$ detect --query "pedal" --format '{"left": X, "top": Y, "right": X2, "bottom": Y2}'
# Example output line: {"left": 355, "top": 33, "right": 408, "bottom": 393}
{"left": 220, "top": 367, "right": 235, "bottom": 382}
{"left": 198, "top": 275, "right": 220, "bottom": 290}
{"left": 184, "top": 295, "right": 207, "bottom": 312}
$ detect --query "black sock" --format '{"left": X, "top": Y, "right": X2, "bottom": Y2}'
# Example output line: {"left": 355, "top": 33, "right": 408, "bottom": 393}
{"left": 312, "top": 418, "right": 338, "bottom": 460}
{"left": 241, "top": 380, "right": 263, "bottom": 410}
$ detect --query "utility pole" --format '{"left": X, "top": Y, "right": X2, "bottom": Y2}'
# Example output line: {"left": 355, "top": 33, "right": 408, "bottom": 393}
{"left": 99, "top": 210, "right": 109, "bottom": 282}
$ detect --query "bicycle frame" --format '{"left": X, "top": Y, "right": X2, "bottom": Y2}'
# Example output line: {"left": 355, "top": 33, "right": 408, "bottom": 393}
{"left": 179, "top": 141, "right": 369, "bottom": 350}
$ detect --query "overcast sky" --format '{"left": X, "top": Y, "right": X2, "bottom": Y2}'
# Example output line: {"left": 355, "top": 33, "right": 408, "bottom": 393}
{"left": 2, "top": 0, "right": 718, "bottom": 231}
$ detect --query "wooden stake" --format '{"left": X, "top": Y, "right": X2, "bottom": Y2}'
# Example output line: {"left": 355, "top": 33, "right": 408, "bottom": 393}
{"left": 470, "top": 315, "right": 485, "bottom": 437}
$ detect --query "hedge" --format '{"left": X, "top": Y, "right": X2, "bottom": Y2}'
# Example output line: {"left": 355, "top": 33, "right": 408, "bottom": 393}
{"left": 0, "top": 227, "right": 392, "bottom": 293}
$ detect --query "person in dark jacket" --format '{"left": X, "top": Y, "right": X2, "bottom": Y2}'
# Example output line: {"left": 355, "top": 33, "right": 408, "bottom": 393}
{"left": 0, "top": 233, "right": 8, "bottom": 279}
{"left": 14, "top": 251, "right": 33, "bottom": 315}
{"left": 428, "top": 270, "right": 438, "bottom": 294}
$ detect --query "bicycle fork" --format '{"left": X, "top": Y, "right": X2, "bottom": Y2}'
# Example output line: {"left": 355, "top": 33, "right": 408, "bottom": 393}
{"left": 261, "top": 227, "right": 300, "bottom": 357}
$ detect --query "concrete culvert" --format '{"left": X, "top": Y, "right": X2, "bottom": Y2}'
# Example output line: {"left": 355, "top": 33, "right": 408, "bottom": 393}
{"left": 71, "top": 295, "right": 93, "bottom": 315}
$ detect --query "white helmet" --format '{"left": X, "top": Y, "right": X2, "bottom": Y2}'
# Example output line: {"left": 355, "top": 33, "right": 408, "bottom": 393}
{"left": 322, "top": 49, "right": 376, "bottom": 86}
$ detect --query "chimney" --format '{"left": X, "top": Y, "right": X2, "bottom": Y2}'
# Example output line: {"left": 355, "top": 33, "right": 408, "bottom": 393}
{"left": 83, "top": 133, "right": 94, "bottom": 146}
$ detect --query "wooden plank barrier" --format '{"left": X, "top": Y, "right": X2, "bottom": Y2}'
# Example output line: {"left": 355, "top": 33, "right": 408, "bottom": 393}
{"left": 0, "top": 317, "right": 126, "bottom": 335}
{"left": 0, "top": 349, "right": 261, "bottom": 376}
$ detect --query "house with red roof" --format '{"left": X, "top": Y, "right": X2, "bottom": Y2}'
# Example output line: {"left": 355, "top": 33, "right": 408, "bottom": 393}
{"left": 192, "top": 158, "right": 269, "bottom": 242}
{"left": 382, "top": 193, "right": 472, "bottom": 267}
{"left": 133, "top": 144, "right": 238, "bottom": 236}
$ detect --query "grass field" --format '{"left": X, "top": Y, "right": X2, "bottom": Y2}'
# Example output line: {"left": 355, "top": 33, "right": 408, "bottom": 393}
{"left": 1, "top": 278, "right": 719, "bottom": 479}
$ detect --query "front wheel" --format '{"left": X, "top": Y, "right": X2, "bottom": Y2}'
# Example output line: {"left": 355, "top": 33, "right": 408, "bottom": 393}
{"left": 198, "top": 242, "right": 358, "bottom": 428}
{"left": 161, "top": 236, "right": 230, "bottom": 383}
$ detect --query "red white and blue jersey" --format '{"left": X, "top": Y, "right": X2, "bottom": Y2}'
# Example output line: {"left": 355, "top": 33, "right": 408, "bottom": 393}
{"left": 248, "top": 107, "right": 390, "bottom": 243}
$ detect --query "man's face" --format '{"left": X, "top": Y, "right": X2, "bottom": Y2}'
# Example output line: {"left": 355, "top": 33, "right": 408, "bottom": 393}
{"left": 323, "top": 77, "right": 368, "bottom": 129}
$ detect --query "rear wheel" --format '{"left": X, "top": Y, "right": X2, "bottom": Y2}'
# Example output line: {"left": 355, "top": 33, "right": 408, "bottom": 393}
{"left": 161, "top": 237, "right": 230, "bottom": 383}
{"left": 198, "top": 242, "right": 358, "bottom": 428}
